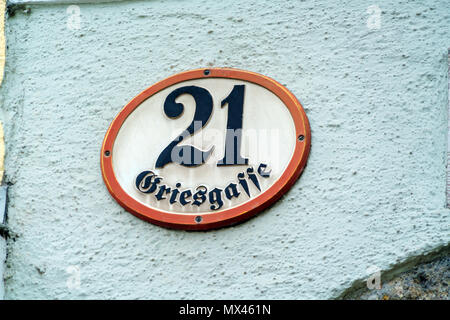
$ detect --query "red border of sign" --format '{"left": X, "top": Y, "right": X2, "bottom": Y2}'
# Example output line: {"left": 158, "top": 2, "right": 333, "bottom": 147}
{"left": 101, "top": 68, "right": 311, "bottom": 230}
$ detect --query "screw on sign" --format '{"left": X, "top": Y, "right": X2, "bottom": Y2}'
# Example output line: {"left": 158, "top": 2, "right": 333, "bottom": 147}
{"left": 101, "top": 68, "right": 311, "bottom": 230}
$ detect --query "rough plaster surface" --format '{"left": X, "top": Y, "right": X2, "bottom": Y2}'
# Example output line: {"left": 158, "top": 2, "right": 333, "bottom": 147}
{"left": 0, "top": 0, "right": 449, "bottom": 299}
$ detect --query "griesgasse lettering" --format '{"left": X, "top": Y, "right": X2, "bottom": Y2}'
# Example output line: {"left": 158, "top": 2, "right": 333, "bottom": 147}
{"left": 135, "top": 163, "right": 271, "bottom": 210}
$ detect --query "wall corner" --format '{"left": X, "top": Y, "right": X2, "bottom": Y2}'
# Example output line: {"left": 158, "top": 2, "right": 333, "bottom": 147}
{"left": 0, "top": 0, "right": 6, "bottom": 300}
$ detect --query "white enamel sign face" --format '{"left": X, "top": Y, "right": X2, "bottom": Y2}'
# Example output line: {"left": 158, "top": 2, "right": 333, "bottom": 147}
{"left": 101, "top": 69, "right": 310, "bottom": 230}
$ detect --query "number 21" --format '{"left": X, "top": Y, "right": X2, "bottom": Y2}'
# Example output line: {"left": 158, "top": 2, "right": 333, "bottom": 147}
{"left": 155, "top": 85, "right": 248, "bottom": 168}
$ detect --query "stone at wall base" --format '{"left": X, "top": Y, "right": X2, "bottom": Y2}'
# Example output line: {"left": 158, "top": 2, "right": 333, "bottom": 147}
{"left": 348, "top": 255, "right": 450, "bottom": 300}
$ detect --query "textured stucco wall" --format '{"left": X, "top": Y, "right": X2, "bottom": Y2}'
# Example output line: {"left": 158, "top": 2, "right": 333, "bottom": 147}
{"left": 0, "top": 0, "right": 449, "bottom": 299}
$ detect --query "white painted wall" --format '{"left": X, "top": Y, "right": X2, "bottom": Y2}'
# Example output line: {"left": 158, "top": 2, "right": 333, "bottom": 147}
{"left": 0, "top": 0, "right": 449, "bottom": 299}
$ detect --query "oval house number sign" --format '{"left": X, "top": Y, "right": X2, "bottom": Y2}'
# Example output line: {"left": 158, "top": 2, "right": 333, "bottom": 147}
{"left": 101, "top": 68, "right": 311, "bottom": 230}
